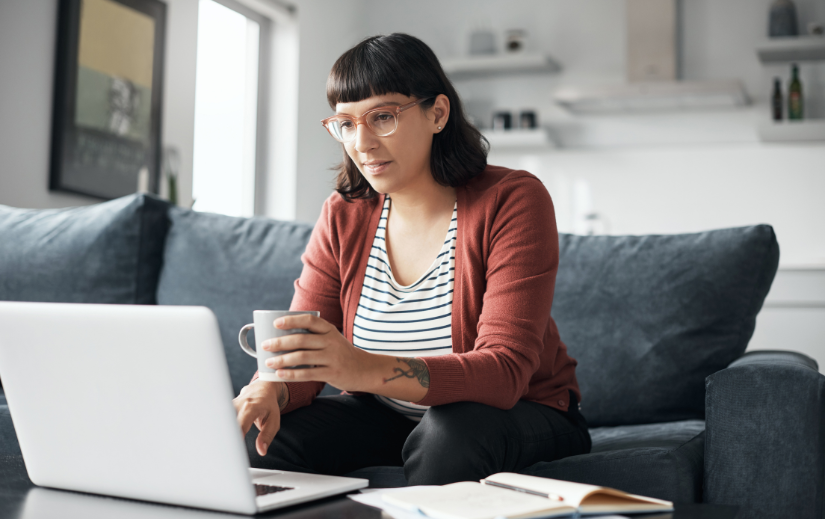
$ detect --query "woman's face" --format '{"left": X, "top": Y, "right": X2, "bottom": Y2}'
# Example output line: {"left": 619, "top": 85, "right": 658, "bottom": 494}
{"left": 335, "top": 93, "right": 449, "bottom": 195}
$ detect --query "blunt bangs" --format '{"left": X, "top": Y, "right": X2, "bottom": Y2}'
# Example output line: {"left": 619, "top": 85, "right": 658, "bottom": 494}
{"left": 327, "top": 35, "right": 438, "bottom": 108}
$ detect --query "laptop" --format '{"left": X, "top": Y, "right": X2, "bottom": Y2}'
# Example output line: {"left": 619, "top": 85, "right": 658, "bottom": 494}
{"left": 0, "top": 302, "right": 368, "bottom": 514}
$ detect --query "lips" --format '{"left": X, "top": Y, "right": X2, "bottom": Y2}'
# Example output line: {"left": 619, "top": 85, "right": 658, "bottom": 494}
{"left": 362, "top": 160, "right": 392, "bottom": 175}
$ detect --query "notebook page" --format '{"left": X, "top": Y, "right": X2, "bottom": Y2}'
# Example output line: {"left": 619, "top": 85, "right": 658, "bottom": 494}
{"left": 483, "top": 473, "right": 672, "bottom": 511}
{"left": 482, "top": 473, "right": 602, "bottom": 506}
{"left": 579, "top": 492, "right": 673, "bottom": 514}
{"left": 382, "top": 482, "right": 575, "bottom": 519}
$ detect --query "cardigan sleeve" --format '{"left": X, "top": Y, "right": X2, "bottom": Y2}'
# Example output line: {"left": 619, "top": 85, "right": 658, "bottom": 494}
{"left": 250, "top": 195, "right": 341, "bottom": 414}
{"left": 413, "top": 177, "right": 559, "bottom": 410}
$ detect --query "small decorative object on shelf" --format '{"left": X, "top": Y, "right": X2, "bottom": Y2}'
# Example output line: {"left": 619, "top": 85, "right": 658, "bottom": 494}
{"left": 769, "top": 0, "right": 799, "bottom": 37}
{"left": 788, "top": 63, "right": 804, "bottom": 120}
{"left": 519, "top": 110, "right": 537, "bottom": 129}
{"left": 772, "top": 77, "right": 783, "bottom": 121}
{"left": 492, "top": 111, "right": 512, "bottom": 130}
{"left": 469, "top": 29, "right": 496, "bottom": 56}
{"left": 505, "top": 29, "right": 526, "bottom": 53}
{"left": 809, "top": 22, "right": 824, "bottom": 36}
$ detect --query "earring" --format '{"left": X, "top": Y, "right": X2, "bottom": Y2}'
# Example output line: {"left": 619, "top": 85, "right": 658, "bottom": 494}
{"left": 437, "top": 126, "right": 442, "bottom": 130}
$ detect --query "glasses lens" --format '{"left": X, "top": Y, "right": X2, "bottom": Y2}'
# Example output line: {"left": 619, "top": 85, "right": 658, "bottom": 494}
{"left": 328, "top": 118, "right": 356, "bottom": 142}
{"left": 367, "top": 111, "right": 397, "bottom": 136}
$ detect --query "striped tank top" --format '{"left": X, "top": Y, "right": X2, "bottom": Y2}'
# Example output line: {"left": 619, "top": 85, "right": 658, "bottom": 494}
{"left": 352, "top": 195, "right": 457, "bottom": 421}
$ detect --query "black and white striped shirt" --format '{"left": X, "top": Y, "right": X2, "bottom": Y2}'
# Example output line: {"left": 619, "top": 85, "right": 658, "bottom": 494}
{"left": 352, "top": 195, "right": 457, "bottom": 421}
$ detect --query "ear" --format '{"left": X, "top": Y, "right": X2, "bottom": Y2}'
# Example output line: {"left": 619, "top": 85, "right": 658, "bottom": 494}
{"left": 430, "top": 94, "right": 450, "bottom": 133}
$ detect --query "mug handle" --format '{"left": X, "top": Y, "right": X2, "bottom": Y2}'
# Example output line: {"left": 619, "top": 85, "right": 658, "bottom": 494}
{"left": 238, "top": 324, "right": 257, "bottom": 358}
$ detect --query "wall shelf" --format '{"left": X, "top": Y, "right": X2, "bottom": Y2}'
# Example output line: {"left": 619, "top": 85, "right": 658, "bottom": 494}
{"left": 553, "top": 80, "right": 749, "bottom": 113}
{"left": 756, "top": 36, "right": 825, "bottom": 63}
{"left": 757, "top": 119, "right": 825, "bottom": 142}
{"left": 481, "top": 128, "right": 557, "bottom": 150}
{"left": 441, "top": 53, "right": 561, "bottom": 79}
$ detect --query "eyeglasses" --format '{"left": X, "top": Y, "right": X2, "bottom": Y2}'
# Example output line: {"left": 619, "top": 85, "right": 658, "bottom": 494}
{"left": 321, "top": 97, "right": 434, "bottom": 143}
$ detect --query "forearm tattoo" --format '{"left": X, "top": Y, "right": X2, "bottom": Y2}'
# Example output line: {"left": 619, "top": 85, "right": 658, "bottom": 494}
{"left": 383, "top": 357, "right": 430, "bottom": 388}
{"left": 276, "top": 383, "right": 289, "bottom": 411}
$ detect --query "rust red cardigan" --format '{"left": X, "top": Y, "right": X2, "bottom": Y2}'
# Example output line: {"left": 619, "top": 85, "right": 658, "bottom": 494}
{"left": 267, "top": 165, "right": 581, "bottom": 415}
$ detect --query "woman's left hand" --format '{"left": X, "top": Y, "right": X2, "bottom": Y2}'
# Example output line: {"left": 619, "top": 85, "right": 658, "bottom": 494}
{"left": 262, "top": 314, "right": 372, "bottom": 392}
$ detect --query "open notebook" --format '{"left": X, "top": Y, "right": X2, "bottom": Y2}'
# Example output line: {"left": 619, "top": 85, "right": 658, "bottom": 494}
{"left": 382, "top": 473, "right": 673, "bottom": 519}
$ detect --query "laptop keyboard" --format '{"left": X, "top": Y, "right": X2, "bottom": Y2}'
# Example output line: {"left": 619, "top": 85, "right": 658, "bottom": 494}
{"left": 255, "top": 484, "right": 295, "bottom": 497}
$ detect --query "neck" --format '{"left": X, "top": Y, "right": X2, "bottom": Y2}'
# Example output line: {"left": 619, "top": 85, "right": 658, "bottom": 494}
{"left": 387, "top": 181, "right": 456, "bottom": 224}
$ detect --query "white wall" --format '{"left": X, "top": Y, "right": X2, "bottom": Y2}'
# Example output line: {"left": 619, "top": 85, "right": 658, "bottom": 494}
{"left": 0, "top": 0, "right": 96, "bottom": 209}
{"left": 290, "top": 0, "right": 367, "bottom": 225}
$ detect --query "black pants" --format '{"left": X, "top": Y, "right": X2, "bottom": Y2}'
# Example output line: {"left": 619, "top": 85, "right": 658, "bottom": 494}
{"left": 245, "top": 391, "right": 591, "bottom": 485}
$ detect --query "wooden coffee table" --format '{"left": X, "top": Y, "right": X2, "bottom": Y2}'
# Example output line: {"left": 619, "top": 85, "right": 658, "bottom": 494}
{"left": 0, "top": 457, "right": 738, "bottom": 518}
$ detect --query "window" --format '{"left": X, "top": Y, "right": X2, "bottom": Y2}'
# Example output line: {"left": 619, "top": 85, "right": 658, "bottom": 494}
{"left": 192, "top": 0, "right": 268, "bottom": 217}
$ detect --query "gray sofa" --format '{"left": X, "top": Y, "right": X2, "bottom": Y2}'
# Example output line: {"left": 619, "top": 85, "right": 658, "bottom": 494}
{"left": 1, "top": 193, "right": 822, "bottom": 519}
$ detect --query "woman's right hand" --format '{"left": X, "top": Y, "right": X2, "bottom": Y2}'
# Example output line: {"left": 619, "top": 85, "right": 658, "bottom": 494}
{"left": 233, "top": 380, "right": 289, "bottom": 456}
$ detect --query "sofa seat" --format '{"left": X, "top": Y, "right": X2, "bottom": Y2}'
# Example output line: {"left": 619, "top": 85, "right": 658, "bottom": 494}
{"left": 345, "top": 419, "right": 705, "bottom": 503}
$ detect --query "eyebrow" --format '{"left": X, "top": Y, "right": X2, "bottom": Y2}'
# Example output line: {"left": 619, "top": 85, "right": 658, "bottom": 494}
{"left": 336, "top": 101, "right": 402, "bottom": 116}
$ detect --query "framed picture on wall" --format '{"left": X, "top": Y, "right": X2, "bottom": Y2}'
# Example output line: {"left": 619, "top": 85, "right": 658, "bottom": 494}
{"left": 49, "top": 0, "right": 166, "bottom": 200}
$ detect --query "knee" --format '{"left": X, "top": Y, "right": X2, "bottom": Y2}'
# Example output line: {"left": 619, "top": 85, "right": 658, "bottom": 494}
{"left": 402, "top": 402, "right": 501, "bottom": 485}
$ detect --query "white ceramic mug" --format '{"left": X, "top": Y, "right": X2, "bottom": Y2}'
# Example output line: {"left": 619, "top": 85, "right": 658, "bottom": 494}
{"left": 238, "top": 310, "right": 319, "bottom": 382}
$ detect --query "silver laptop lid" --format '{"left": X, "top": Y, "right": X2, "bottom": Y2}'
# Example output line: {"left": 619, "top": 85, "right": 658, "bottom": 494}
{"left": 0, "top": 302, "right": 257, "bottom": 515}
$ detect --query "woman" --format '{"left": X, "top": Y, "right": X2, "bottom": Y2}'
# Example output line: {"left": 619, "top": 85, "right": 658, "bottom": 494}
{"left": 233, "top": 33, "right": 590, "bottom": 485}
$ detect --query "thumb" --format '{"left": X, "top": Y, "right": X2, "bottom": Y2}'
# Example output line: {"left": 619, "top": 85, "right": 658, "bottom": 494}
{"left": 255, "top": 408, "right": 281, "bottom": 457}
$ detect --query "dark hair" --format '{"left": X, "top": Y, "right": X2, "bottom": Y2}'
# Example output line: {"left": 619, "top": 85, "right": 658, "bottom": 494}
{"left": 326, "top": 33, "right": 488, "bottom": 202}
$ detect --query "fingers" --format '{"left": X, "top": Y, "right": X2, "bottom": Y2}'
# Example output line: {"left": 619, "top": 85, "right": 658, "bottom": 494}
{"left": 236, "top": 400, "right": 259, "bottom": 438}
{"left": 265, "top": 350, "right": 317, "bottom": 370}
{"left": 273, "top": 314, "right": 330, "bottom": 335}
{"left": 232, "top": 384, "right": 253, "bottom": 412}
{"left": 262, "top": 333, "right": 324, "bottom": 353}
{"left": 256, "top": 408, "right": 281, "bottom": 457}
{"left": 268, "top": 366, "right": 330, "bottom": 382}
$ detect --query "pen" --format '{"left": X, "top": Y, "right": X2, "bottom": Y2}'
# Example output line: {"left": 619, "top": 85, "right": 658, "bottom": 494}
{"left": 482, "top": 481, "right": 564, "bottom": 502}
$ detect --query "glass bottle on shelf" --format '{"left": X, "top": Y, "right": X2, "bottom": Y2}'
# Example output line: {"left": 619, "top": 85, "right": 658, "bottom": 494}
{"left": 788, "top": 63, "right": 803, "bottom": 120}
{"left": 772, "top": 77, "right": 783, "bottom": 121}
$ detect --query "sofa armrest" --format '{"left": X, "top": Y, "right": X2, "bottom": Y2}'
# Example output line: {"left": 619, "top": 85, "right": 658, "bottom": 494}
{"left": 704, "top": 350, "right": 824, "bottom": 519}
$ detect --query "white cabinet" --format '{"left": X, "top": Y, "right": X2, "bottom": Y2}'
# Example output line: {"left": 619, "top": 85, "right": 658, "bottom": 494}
{"left": 749, "top": 267, "right": 825, "bottom": 374}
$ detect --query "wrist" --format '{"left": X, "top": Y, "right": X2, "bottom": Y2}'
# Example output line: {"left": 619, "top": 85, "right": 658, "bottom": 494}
{"left": 275, "top": 382, "right": 290, "bottom": 411}
{"left": 352, "top": 349, "right": 381, "bottom": 394}
{"left": 255, "top": 379, "right": 289, "bottom": 411}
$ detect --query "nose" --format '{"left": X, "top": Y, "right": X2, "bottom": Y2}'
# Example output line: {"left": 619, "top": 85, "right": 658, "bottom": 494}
{"left": 353, "top": 122, "right": 378, "bottom": 153}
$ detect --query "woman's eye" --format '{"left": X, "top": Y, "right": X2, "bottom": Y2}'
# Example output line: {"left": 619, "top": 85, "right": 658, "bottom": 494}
{"left": 339, "top": 120, "right": 354, "bottom": 129}
{"left": 375, "top": 113, "right": 393, "bottom": 121}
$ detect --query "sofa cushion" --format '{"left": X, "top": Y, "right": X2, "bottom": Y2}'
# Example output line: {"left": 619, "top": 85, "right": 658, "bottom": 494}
{"left": 525, "top": 420, "right": 705, "bottom": 503}
{"left": 156, "top": 208, "right": 313, "bottom": 396}
{"left": 0, "top": 194, "right": 170, "bottom": 305}
{"left": 346, "top": 420, "right": 705, "bottom": 503}
{"left": 553, "top": 226, "right": 779, "bottom": 427}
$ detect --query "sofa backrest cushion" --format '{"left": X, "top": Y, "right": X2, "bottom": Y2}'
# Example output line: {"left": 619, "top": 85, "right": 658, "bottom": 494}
{"left": 553, "top": 225, "right": 779, "bottom": 427}
{"left": 156, "top": 208, "right": 312, "bottom": 396}
{"left": 0, "top": 194, "right": 170, "bottom": 304}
